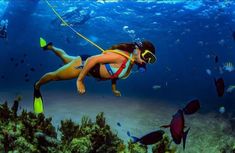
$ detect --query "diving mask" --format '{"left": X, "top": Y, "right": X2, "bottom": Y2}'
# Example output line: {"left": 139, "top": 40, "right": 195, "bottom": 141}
{"left": 135, "top": 41, "right": 156, "bottom": 64}
{"left": 141, "top": 49, "right": 156, "bottom": 64}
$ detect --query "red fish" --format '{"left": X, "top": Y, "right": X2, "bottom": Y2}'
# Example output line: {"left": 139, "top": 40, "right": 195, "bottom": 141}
{"left": 130, "top": 130, "right": 165, "bottom": 145}
{"left": 214, "top": 78, "right": 224, "bottom": 97}
{"left": 183, "top": 99, "right": 200, "bottom": 115}
{"left": 161, "top": 109, "right": 190, "bottom": 150}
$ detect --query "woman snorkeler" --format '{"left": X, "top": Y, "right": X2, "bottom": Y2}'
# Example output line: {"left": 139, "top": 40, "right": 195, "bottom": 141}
{"left": 33, "top": 38, "right": 156, "bottom": 113}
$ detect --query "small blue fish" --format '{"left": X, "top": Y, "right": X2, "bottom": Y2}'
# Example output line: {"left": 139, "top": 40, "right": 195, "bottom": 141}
{"left": 127, "top": 131, "right": 131, "bottom": 137}
{"left": 223, "top": 62, "right": 234, "bottom": 72}
{"left": 206, "top": 69, "right": 211, "bottom": 76}
{"left": 219, "top": 106, "right": 225, "bottom": 114}
{"left": 227, "top": 85, "right": 235, "bottom": 93}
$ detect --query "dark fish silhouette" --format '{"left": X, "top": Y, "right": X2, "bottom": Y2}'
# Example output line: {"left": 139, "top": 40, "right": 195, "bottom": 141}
{"left": 130, "top": 130, "right": 165, "bottom": 145}
{"left": 214, "top": 78, "right": 224, "bottom": 97}
{"left": 30, "top": 67, "right": 35, "bottom": 72}
{"left": 215, "top": 56, "right": 218, "bottom": 63}
{"left": 183, "top": 99, "right": 200, "bottom": 115}
{"left": 24, "top": 73, "right": 29, "bottom": 77}
{"left": 127, "top": 131, "right": 131, "bottom": 137}
{"left": 20, "top": 59, "right": 24, "bottom": 64}
{"left": 117, "top": 122, "right": 121, "bottom": 127}
{"left": 10, "top": 57, "right": 14, "bottom": 62}
{"left": 161, "top": 109, "right": 190, "bottom": 150}
{"left": 232, "top": 31, "right": 235, "bottom": 41}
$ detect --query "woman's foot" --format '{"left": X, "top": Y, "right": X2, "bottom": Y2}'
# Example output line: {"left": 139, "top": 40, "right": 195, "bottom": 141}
{"left": 34, "top": 81, "right": 40, "bottom": 91}
{"left": 40, "top": 37, "right": 53, "bottom": 51}
{"left": 42, "top": 42, "right": 53, "bottom": 51}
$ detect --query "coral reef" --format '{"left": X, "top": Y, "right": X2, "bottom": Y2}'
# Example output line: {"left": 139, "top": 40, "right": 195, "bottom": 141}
{"left": 220, "top": 144, "right": 235, "bottom": 153}
{"left": 128, "top": 141, "right": 148, "bottom": 153}
{"left": 59, "top": 112, "right": 124, "bottom": 153}
{"left": 0, "top": 97, "right": 177, "bottom": 153}
{"left": 0, "top": 97, "right": 58, "bottom": 152}
{"left": 152, "top": 134, "right": 176, "bottom": 153}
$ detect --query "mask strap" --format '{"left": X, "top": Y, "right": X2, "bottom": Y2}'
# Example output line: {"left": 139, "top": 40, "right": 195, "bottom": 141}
{"left": 133, "top": 49, "right": 138, "bottom": 54}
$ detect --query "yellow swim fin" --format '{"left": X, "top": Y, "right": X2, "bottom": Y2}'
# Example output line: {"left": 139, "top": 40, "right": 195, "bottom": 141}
{"left": 40, "top": 37, "right": 53, "bottom": 50}
{"left": 33, "top": 87, "right": 44, "bottom": 114}
{"left": 40, "top": 37, "right": 47, "bottom": 48}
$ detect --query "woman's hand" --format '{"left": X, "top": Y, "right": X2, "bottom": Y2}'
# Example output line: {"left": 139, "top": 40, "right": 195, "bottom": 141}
{"left": 111, "top": 79, "right": 121, "bottom": 97}
{"left": 113, "top": 90, "right": 121, "bottom": 97}
{"left": 77, "top": 80, "right": 86, "bottom": 95}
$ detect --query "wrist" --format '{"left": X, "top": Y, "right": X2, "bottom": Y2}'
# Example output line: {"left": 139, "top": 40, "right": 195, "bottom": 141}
{"left": 77, "top": 77, "right": 83, "bottom": 82}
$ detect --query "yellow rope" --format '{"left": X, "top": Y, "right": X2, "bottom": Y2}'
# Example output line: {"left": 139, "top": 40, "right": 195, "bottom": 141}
{"left": 44, "top": 0, "right": 105, "bottom": 52}
{"left": 44, "top": 0, "right": 135, "bottom": 63}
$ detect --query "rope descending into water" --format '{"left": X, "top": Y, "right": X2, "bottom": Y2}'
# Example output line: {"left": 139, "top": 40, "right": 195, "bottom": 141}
{"left": 44, "top": 0, "right": 105, "bottom": 53}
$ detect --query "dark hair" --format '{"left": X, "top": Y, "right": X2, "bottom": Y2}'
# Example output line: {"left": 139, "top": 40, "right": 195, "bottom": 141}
{"left": 135, "top": 40, "right": 155, "bottom": 54}
{"left": 109, "top": 43, "right": 136, "bottom": 53}
{"left": 109, "top": 42, "right": 151, "bottom": 71}
{"left": 109, "top": 40, "right": 156, "bottom": 54}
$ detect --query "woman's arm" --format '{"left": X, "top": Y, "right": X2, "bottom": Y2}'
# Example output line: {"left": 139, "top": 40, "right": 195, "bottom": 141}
{"left": 78, "top": 53, "right": 119, "bottom": 81}
{"left": 77, "top": 53, "right": 120, "bottom": 94}
{"left": 111, "top": 79, "right": 121, "bottom": 97}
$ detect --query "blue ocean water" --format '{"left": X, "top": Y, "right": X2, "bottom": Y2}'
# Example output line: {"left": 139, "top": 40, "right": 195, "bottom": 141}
{"left": 0, "top": 0, "right": 234, "bottom": 114}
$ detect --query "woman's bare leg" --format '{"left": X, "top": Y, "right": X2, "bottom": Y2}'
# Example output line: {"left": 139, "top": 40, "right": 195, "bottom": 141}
{"left": 35, "top": 57, "right": 82, "bottom": 90}
{"left": 48, "top": 45, "right": 76, "bottom": 64}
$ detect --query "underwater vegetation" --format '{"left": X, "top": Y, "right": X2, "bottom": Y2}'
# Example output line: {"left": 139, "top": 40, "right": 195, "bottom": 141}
{"left": 1, "top": 97, "right": 234, "bottom": 152}
{"left": 152, "top": 135, "right": 176, "bottom": 153}
{"left": 0, "top": 97, "right": 179, "bottom": 153}
{"left": 220, "top": 144, "right": 235, "bottom": 153}
{"left": 0, "top": 97, "right": 58, "bottom": 153}
{"left": 0, "top": 95, "right": 235, "bottom": 153}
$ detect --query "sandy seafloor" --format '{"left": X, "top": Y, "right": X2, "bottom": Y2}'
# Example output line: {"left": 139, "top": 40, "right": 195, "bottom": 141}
{"left": 0, "top": 89, "right": 235, "bottom": 153}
